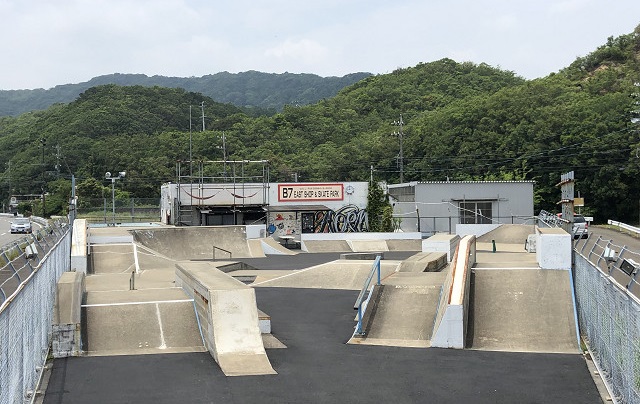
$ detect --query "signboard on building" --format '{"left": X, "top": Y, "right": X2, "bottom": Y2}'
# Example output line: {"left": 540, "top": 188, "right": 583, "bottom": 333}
{"left": 278, "top": 183, "right": 344, "bottom": 202}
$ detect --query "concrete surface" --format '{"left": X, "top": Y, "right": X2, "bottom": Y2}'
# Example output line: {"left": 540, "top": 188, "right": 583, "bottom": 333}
{"left": 252, "top": 260, "right": 400, "bottom": 290}
{"left": 40, "top": 224, "right": 602, "bottom": 403}
{"left": 469, "top": 268, "right": 579, "bottom": 353}
{"left": 350, "top": 283, "right": 442, "bottom": 348}
{"left": 476, "top": 224, "right": 537, "bottom": 244}
{"left": 44, "top": 287, "right": 601, "bottom": 404}
{"left": 83, "top": 288, "right": 205, "bottom": 356}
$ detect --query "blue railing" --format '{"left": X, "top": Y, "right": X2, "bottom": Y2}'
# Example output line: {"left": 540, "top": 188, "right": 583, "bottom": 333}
{"left": 353, "top": 255, "right": 382, "bottom": 336}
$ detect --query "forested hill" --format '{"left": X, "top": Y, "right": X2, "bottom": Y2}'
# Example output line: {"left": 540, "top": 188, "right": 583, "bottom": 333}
{"left": 0, "top": 25, "right": 639, "bottom": 223}
{"left": 0, "top": 70, "right": 371, "bottom": 117}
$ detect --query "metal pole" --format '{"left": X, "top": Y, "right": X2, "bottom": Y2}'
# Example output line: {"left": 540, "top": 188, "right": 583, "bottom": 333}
{"left": 200, "top": 101, "right": 205, "bottom": 132}
{"left": 41, "top": 138, "right": 46, "bottom": 217}
{"left": 189, "top": 105, "right": 193, "bottom": 177}
{"left": 111, "top": 178, "right": 116, "bottom": 224}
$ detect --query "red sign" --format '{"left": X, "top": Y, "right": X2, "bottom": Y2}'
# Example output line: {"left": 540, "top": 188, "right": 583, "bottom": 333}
{"left": 278, "top": 183, "right": 344, "bottom": 202}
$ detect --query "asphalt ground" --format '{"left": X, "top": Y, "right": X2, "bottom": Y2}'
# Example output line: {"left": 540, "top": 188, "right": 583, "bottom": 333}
{"left": 44, "top": 286, "right": 601, "bottom": 404}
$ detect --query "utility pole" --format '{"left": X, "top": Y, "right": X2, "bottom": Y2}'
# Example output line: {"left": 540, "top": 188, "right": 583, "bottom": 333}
{"left": 7, "top": 161, "right": 11, "bottom": 198}
{"left": 633, "top": 82, "right": 640, "bottom": 225}
{"left": 221, "top": 132, "right": 227, "bottom": 178}
{"left": 189, "top": 105, "right": 193, "bottom": 177}
{"left": 391, "top": 115, "right": 404, "bottom": 183}
{"left": 200, "top": 101, "right": 206, "bottom": 132}
{"left": 40, "top": 137, "right": 46, "bottom": 218}
{"left": 55, "top": 144, "right": 61, "bottom": 178}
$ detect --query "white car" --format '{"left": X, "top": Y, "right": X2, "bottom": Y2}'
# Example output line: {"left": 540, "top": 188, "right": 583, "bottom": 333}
{"left": 10, "top": 217, "right": 32, "bottom": 234}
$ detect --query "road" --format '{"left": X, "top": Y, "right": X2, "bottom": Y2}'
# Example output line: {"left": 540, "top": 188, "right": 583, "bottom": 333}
{"left": 0, "top": 215, "right": 42, "bottom": 247}
{"left": 575, "top": 224, "right": 640, "bottom": 259}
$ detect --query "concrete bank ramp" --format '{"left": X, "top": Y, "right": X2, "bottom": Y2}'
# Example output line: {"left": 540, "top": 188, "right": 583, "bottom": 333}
{"left": 176, "top": 262, "right": 276, "bottom": 376}
{"left": 476, "top": 224, "right": 536, "bottom": 245}
{"left": 130, "top": 226, "right": 257, "bottom": 260}
{"left": 252, "top": 260, "right": 400, "bottom": 290}
{"left": 348, "top": 271, "right": 447, "bottom": 348}
{"left": 83, "top": 288, "right": 205, "bottom": 356}
{"left": 89, "top": 244, "right": 135, "bottom": 274}
{"left": 470, "top": 268, "right": 579, "bottom": 353}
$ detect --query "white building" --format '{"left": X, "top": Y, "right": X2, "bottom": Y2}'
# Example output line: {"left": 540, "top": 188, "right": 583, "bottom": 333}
{"left": 387, "top": 181, "right": 535, "bottom": 236}
{"left": 160, "top": 182, "right": 369, "bottom": 238}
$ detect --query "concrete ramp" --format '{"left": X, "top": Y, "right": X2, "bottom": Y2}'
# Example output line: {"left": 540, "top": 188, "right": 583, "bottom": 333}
{"left": 476, "top": 224, "right": 536, "bottom": 245}
{"left": 349, "top": 273, "right": 446, "bottom": 348}
{"left": 386, "top": 239, "right": 422, "bottom": 251}
{"left": 130, "top": 226, "right": 254, "bottom": 260}
{"left": 398, "top": 252, "right": 447, "bottom": 273}
{"left": 260, "top": 238, "right": 296, "bottom": 255}
{"left": 348, "top": 239, "right": 388, "bottom": 253}
{"left": 176, "top": 262, "right": 276, "bottom": 376}
{"left": 83, "top": 289, "right": 205, "bottom": 356}
{"left": 302, "top": 240, "right": 352, "bottom": 253}
{"left": 252, "top": 260, "right": 399, "bottom": 290}
{"left": 470, "top": 268, "right": 579, "bottom": 353}
{"left": 90, "top": 244, "right": 135, "bottom": 274}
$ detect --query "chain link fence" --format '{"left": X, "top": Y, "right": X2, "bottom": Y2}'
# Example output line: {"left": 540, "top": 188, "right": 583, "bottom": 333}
{"left": 574, "top": 235, "right": 640, "bottom": 404}
{"left": 76, "top": 198, "right": 160, "bottom": 225}
{"left": 0, "top": 219, "right": 71, "bottom": 404}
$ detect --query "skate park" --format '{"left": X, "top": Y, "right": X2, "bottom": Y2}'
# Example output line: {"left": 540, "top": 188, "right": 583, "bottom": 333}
{"left": 42, "top": 220, "right": 602, "bottom": 403}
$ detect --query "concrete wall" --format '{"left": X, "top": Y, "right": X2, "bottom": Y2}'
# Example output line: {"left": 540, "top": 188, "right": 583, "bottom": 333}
{"left": 536, "top": 227, "right": 571, "bottom": 270}
{"left": 70, "top": 219, "right": 88, "bottom": 274}
{"left": 431, "top": 235, "right": 476, "bottom": 349}
{"left": 52, "top": 271, "right": 85, "bottom": 358}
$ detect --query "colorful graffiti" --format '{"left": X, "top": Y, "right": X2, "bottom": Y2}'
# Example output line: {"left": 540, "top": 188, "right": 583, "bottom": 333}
{"left": 313, "top": 205, "right": 368, "bottom": 233}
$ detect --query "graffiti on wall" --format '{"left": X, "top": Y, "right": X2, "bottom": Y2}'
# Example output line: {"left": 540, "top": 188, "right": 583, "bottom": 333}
{"left": 267, "top": 205, "right": 368, "bottom": 236}
{"left": 313, "top": 205, "right": 368, "bottom": 233}
{"left": 268, "top": 212, "right": 299, "bottom": 236}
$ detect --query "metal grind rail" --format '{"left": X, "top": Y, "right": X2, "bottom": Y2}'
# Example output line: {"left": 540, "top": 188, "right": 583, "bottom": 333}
{"left": 352, "top": 255, "right": 382, "bottom": 336}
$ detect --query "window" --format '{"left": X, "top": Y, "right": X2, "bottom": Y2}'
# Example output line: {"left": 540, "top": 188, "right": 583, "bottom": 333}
{"left": 460, "top": 201, "right": 493, "bottom": 224}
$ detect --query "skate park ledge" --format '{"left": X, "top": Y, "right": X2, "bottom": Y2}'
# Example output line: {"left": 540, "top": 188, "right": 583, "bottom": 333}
{"left": 174, "top": 261, "right": 276, "bottom": 376}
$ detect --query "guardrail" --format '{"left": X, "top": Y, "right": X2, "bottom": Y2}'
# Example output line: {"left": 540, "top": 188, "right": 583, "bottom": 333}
{"left": 0, "top": 218, "right": 71, "bottom": 404}
{"left": 574, "top": 238, "right": 640, "bottom": 403}
{"left": 608, "top": 219, "right": 640, "bottom": 236}
{"left": 0, "top": 219, "right": 69, "bottom": 306}
{"left": 352, "top": 255, "right": 382, "bottom": 336}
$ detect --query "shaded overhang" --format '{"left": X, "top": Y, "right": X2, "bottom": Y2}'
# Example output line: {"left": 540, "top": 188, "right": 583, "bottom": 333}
{"left": 265, "top": 204, "right": 330, "bottom": 212}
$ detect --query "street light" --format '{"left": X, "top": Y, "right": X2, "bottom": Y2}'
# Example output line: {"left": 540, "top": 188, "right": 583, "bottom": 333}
{"left": 105, "top": 171, "right": 126, "bottom": 225}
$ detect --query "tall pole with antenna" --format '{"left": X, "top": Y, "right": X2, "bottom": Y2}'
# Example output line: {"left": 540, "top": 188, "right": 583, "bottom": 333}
{"left": 391, "top": 115, "right": 404, "bottom": 183}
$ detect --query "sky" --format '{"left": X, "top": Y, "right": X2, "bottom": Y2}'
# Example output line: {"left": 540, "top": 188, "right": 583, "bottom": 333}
{"left": 1, "top": 0, "right": 639, "bottom": 90}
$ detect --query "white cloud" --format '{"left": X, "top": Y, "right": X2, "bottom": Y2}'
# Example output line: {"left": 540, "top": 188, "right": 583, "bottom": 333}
{"left": 0, "top": 0, "right": 639, "bottom": 89}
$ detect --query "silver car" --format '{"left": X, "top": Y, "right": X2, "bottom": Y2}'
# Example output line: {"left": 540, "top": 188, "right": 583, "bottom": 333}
{"left": 10, "top": 217, "right": 32, "bottom": 234}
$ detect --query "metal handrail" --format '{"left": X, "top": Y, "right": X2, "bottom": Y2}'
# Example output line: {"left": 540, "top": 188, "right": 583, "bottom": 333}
{"left": 353, "top": 255, "right": 382, "bottom": 336}
{"left": 212, "top": 245, "right": 232, "bottom": 260}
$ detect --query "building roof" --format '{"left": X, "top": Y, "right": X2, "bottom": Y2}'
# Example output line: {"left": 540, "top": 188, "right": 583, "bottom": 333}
{"left": 388, "top": 180, "right": 535, "bottom": 188}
